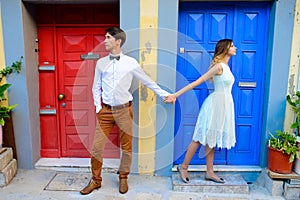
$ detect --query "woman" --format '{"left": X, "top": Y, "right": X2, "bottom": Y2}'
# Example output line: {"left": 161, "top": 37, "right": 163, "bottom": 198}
{"left": 165, "top": 39, "right": 237, "bottom": 183}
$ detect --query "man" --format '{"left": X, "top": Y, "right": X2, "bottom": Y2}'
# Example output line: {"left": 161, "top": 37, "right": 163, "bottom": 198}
{"left": 80, "top": 27, "right": 170, "bottom": 195}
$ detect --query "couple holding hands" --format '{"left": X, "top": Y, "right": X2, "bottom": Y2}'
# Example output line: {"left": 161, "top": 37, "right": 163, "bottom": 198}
{"left": 80, "top": 27, "right": 237, "bottom": 195}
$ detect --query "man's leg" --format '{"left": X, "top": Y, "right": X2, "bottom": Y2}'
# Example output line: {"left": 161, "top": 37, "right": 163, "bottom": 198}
{"left": 80, "top": 107, "right": 114, "bottom": 195}
{"left": 115, "top": 106, "right": 133, "bottom": 194}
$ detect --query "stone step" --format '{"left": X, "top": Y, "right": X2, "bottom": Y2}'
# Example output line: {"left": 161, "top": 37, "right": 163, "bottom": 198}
{"left": 0, "top": 148, "right": 13, "bottom": 171}
{"left": 0, "top": 158, "right": 17, "bottom": 187}
{"left": 172, "top": 172, "right": 249, "bottom": 194}
{"left": 284, "top": 182, "right": 300, "bottom": 200}
{"left": 172, "top": 165, "right": 262, "bottom": 172}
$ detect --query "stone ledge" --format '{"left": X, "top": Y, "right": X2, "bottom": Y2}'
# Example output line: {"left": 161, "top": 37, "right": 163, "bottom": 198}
{"left": 266, "top": 170, "right": 300, "bottom": 200}
{"left": 0, "top": 158, "right": 17, "bottom": 187}
{"left": 284, "top": 182, "right": 300, "bottom": 200}
{"left": 267, "top": 169, "right": 300, "bottom": 180}
{"left": 0, "top": 148, "right": 13, "bottom": 171}
{"left": 263, "top": 172, "right": 284, "bottom": 196}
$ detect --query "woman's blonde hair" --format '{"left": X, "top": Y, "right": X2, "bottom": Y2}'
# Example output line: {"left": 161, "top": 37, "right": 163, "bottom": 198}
{"left": 209, "top": 39, "right": 233, "bottom": 69}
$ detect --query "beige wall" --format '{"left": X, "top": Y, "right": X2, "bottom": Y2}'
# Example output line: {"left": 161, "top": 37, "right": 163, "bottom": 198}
{"left": 21, "top": 3, "right": 40, "bottom": 164}
{"left": 284, "top": 0, "right": 300, "bottom": 132}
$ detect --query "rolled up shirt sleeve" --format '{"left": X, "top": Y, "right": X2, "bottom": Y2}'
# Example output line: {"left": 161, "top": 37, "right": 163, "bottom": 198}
{"left": 132, "top": 66, "right": 170, "bottom": 99}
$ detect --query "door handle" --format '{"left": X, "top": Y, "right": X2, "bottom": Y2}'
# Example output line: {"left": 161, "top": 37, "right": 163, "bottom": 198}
{"left": 238, "top": 82, "right": 257, "bottom": 88}
{"left": 58, "top": 93, "right": 65, "bottom": 100}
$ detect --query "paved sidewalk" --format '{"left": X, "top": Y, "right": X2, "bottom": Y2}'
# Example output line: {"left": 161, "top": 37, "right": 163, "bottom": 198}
{"left": 0, "top": 169, "right": 286, "bottom": 200}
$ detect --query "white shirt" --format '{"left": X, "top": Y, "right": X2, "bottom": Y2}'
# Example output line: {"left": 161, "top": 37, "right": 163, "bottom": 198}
{"left": 92, "top": 53, "right": 170, "bottom": 113}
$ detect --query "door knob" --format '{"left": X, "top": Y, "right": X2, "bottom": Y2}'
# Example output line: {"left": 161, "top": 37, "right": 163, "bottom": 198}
{"left": 58, "top": 93, "right": 65, "bottom": 100}
{"left": 179, "top": 47, "right": 185, "bottom": 54}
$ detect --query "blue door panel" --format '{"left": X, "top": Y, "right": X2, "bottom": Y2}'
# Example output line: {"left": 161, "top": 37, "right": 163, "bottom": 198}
{"left": 175, "top": 4, "right": 234, "bottom": 165}
{"left": 228, "top": 5, "right": 270, "bottom": 164}
{"left": 174, "top": 2, "right": 270, "bottom": 165}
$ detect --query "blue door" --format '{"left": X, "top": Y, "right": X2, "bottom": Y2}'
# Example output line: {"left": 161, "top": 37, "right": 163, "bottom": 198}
{"left": 174, "top": 2, "right": 270, "bottom": 165}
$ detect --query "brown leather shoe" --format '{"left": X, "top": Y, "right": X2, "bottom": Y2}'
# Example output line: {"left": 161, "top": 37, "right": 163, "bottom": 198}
{"left": 119, "top": 178, "right": 128, "bottom": 194}
{"left": 80, "top": 180, "right": 101, "bottom": 195}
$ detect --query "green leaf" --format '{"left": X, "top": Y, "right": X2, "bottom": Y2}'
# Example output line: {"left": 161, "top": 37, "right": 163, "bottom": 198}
{"left": 290, "top": 154, "right": 295, "bottom": 163}
{"left": 0, "top": 118, "right": 4, "bottom": 126}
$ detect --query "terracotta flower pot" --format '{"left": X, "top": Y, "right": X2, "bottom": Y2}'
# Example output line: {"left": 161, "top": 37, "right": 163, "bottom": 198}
{"left": 268, "top": 146, "right": 293, "bottom": 174}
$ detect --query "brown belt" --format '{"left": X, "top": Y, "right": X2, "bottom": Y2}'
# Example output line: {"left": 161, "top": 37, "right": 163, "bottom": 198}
{"left": 102, "top": 101, "right": 132, "bottom": 111}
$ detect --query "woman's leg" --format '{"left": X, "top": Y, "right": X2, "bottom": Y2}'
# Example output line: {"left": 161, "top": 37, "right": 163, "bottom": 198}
{"left": 205, "top": 146, "right": 215, "bottom": 175}
{"left": 180, "top": 141, "right": 200, "bottom": 179}
{"left": 205, "top": 146, "right": 223, "bottom": 182}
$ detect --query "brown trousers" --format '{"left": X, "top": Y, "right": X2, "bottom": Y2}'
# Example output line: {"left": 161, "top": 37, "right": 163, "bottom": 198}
{"left": 91, "top": 105, "right": 133, "bottom": 181}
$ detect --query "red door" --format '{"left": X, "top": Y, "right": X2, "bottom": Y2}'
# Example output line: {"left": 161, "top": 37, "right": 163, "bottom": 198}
{"left": 56, "top": 27, "right": 120, "bottom": 157}
{"left": 38, "top": 4, "right": 120, "bottom": 158}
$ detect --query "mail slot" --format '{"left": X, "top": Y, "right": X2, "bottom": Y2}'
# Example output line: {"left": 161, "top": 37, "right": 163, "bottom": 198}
{"left": 238, "top": 82, "right": 257, "bottom": 88}
{"left": 40, "top": 109, "right": 56, "bottom": 115}
{"left": 38, "top": 65, "right": 55, "bottom": 71}
{"left": 80, "top": 53, "right": 100, "bottom": 60}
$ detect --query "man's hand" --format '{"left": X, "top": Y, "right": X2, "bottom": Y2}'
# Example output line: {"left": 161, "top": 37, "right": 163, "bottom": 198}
{"left": 164, "top": 94, "right": 176, "bottom": 104}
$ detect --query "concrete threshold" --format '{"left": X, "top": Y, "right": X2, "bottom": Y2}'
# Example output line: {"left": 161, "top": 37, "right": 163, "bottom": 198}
{"left": 35, "top": 159, "right": 262, "bottom": 174}
{"left": 172, "top": 165, "right": 262, "bottom": 172}
{"left": 35, "top": 158, "right": 120, "bottom": 173}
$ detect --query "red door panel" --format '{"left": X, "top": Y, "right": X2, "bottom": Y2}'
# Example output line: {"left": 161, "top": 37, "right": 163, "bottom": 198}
{"left": 38, "top": 26, "right": 59, "bottom": 158}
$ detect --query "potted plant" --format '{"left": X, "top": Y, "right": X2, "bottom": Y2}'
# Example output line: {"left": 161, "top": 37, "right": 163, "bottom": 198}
{"left": 0, "top": 61, "right": 21, "bottom": 149}
{"left": 287, "top": 91, "right": 300, "bottom": 174}
{"left": 268, "top": 130, "right": 300, "bottom": 174}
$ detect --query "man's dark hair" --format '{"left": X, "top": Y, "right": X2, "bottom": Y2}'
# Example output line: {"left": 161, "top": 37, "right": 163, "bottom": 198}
{"left": 106, "top": 27, "right": 126, "bottom": 47}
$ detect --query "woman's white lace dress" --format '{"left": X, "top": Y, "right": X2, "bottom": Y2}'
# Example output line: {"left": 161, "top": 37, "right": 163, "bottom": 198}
{"left": 192, "top": 63, "right": 236, "bottom": 149}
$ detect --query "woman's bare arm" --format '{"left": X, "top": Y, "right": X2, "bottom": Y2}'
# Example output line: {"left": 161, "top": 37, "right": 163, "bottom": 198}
{"left": 164, "top": 64, "right": 222, "bottom": 104}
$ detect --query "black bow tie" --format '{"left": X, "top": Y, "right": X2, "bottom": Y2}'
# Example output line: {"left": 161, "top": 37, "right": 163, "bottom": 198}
{"left": 109, "top": 55, "right": 120, "bottom": 60}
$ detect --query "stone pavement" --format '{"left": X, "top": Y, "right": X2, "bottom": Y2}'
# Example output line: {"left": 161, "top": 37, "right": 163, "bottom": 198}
{"left": 0, "top": 168, "right": 289, "bottom": 200}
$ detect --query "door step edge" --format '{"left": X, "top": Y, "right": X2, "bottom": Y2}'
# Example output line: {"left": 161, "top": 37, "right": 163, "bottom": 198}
{"left": 35, "top": 158, "right": 120, "bottom": 173}
{"left": 172, "top": 165, "right": 262, "bottom": 172}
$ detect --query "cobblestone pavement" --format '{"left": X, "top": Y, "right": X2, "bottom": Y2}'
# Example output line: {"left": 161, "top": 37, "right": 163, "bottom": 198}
{"left": 0, "top": 169, "right": 287, "bottom": 200}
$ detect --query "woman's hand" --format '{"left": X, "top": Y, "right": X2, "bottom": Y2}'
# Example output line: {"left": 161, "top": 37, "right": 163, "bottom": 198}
{"left": 164, "top": 94, "right": 176, "bottom": 104}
